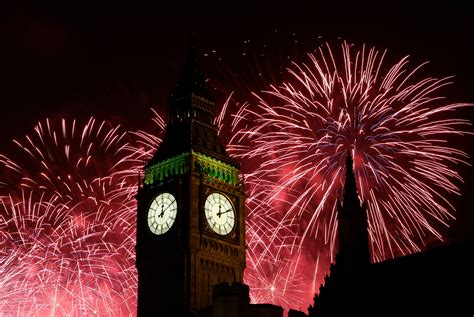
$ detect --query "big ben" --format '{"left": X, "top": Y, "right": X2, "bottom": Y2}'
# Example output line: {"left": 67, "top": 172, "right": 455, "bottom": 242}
{"left": 135, "top": 42, "right": 246, "bottom": 316}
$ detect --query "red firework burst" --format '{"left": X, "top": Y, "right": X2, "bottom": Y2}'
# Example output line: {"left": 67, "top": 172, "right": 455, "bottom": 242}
{"left": 0, "top": 117, "right": 140, "bottom": 315}
{"left": 1, "top": 41, "right": 471, "bottom": 315}
{"left": 217, "top": 41, "right": 472, "bottom": 308}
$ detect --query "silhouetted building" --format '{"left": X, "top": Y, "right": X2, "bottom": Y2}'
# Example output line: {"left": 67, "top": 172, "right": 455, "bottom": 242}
{"left": 198, "top": 283, "right": 284, "bottom": 317}
{"left": 135, "top": 39, "right": 307, "bottom": 317}
{"left": 288, "top": 309, "right": 308, "bottom": 317}
{"left": 135, "top": 40, "right": 246, "bottom": 316}
{"left": 309, "top": 154, "right": 474, "bottom": 317}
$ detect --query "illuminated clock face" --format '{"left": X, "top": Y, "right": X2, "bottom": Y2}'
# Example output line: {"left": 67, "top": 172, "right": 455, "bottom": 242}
{"left": 147, "top": 192, "right": 177, "bottom": 235}
{"left": 204, "top": 192, "right": 235, "bottom": 235}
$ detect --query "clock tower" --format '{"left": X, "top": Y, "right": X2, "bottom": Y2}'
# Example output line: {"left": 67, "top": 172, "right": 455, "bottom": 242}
{"left": 135, "top": 43, "right": 246, "bottom": 316}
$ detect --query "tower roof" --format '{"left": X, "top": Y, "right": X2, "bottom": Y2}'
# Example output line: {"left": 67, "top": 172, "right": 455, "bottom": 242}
{"left": 146, "top": 36, "right": 235, "bottom": 167}
{"left": 342, "top": 151, "right": 360, "bottom": 206}
{"left": 336, "top": 151, "right": 370, "bottom": 269}
{"left": 170, "top": 34, "right": 215, "bottom": 107}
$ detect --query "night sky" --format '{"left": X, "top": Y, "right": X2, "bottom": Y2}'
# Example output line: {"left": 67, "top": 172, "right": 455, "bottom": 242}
{"left": 1, "top": 3, "right": 474, "bottom": 315}
{"left": 2, "top": 2, "right": 473, "bottom": 247}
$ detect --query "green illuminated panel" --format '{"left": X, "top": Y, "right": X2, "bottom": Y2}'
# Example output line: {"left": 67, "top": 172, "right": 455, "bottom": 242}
{"left": 144, "top": 151, "right": 240, "bottom": 186}
{"left": 144, "top": 153, "right": 190, "bottom": 185}
{"left": 193, "top": 151, "right": 240, "bottom": 186}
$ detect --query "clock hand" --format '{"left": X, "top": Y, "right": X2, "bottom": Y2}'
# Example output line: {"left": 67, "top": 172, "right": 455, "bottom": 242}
{"left": 158, "top": 201, "right": 175, "bottom": 218}
{"left": 216, "top": 209, "right": 232, "bottom": 217}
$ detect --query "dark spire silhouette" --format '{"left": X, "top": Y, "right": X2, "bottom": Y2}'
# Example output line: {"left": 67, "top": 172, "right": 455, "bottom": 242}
{"left": 170, "top": 33, "right": 215, "bottom": 113}
{"left": 337, "top": 150, "right": 370, "bottom": 271}
{"left": 147, "top": 34, "right": 233, "bottom": 167}
{"left": 342, "top": 151, "right": 361, "bottom": 207}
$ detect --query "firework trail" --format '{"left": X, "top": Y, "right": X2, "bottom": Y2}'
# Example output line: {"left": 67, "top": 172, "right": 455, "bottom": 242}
{"left": 0, "top": 116, "right": 146, "bottom": 316}
{"left": 215, "top": 41, "right": 472, "bottom": 306}
{"left": 1, "top": 41, "right": 471, "bottom": 315}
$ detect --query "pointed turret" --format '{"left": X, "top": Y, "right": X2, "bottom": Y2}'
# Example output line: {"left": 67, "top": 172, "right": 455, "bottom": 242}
{"left": 342, "top": 151, "right": 360, "bottom": 207}
{"left": 169, "top": 33, "right": 216, "bottom": 123}
{"left": 147, "top": 35, "right": 234, "bottom": 167}
{"left": 337, "top": 151, "right": 370, "bottom": 272}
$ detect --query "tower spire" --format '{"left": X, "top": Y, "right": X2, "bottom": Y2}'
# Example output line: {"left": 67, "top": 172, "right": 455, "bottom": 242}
{"left": 342, "top": 150, "right": 360, "bottom": 206}
{"left": 147, "top": 34, "right": 234, "bottom": 167}
{"left": 170, "top": 33, "right": 215, "bottom": 113}
{"left": 337, "top": 150, "right": 370, "bottom": 271}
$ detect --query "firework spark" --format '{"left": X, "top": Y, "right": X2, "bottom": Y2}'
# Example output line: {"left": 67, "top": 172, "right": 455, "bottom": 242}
{"left": 217, "top": 41, "right": 472, "bottom": 306}
{"left": 0, "top": 41, "right": 471, "bottom": 315}
{"left": 0, "top": 117, "right": 141, "bottom": 316}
